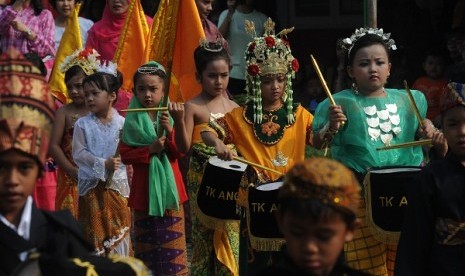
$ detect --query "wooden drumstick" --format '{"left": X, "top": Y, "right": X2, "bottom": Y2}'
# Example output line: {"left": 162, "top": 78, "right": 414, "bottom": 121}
{"left": 376, "top": 139, "right": 432, "bottom": 151}
{"left": 233, "top": 157, "right": 283, "bottom": 176}
{"left": 311, "top": 54, "right": 345, "bottom": 127}
{"left": 310, "top": 54, "right": 335, "bottom": 106}
{"left": 121, "top": 107, "right": 169, "bottom": 112}
{"left": 404, "top": 80, "right": 424, "bottom": 127}
{"left": 106, "top": 129, "right": 122, "bottom": 187}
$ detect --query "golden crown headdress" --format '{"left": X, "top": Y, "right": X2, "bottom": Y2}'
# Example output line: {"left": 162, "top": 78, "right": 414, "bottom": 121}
{"left": 245, "top": 18, "right": 299, "bottom": 124}
{"left": 199, "top": 37, "right": 224, "bottom": 53}
{"left": 60, "top": 47, "right": 101, "bottom": 75}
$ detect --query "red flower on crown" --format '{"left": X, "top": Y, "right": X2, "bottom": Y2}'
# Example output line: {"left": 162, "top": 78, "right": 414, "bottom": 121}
{"left": 247, "top": 64, "right": 260, "bottom": 76}
{"left": 248, "top": 42, "right": 256, "bottom": 52}
{"left": 291, "top": 58, "right": 299, "bottom": 72}
{"left": 78, "top": 47, "right": 93, "bottom": 59}
{"left": 264, "top": 36, "right": 275, "bottom": 47}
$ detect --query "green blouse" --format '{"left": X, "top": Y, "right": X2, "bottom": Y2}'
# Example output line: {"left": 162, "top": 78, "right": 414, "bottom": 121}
{"left": 313, "top": 89, "right": 427, "bottom": 174}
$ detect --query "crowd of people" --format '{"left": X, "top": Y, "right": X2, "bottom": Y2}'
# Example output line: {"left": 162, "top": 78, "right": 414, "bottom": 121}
{"left": 1, "top": 0, "right": 465, "bottom": 276}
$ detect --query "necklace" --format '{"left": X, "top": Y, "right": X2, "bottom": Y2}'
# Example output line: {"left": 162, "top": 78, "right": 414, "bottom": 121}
{"left": 262, "top": 102, "right": 283, "bottom": 113}
{"left": 202, "top": 93, "right": 227, "bottom": 121}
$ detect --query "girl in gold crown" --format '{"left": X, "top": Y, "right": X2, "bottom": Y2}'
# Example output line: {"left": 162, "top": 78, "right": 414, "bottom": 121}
{"left": 201, "top": 18, "right": 314, "bottom": 275}
{"left": 49, "top": 47, "right": 100, "bottom": 218}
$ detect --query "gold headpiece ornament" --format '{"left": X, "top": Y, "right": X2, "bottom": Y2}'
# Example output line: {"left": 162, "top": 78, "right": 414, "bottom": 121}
{"left": 0, "top": 49, "right": 55, "bottom": 165}
{"left": 60, "top": 47, "right": 101, "bottom": 75}
{"left": 245, "top": 18, "right": 299, "bottom": 124}
{"left": 199, "top": 37, "right": 224, "bottom": 53}
{"left": 279, "top": 157, "right": 360, "bottom": 215}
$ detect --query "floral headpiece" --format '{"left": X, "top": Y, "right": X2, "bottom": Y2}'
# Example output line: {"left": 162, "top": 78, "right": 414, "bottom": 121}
{"left": 245, "top": 18, "right": 299, "bottom": 124}
{"left": 342, "top": 27, "right": 397, "bottom": 57}
{"left": 279, "top": 157, "right": 360, "bottom": 215}
{"left": 199, "top": 37, "right": 224, "bottom": 53}
{"left": 96, "top": 60, "right": 118, "bottom": 77}
{"left": 440, "top": 82, "right": 465, "bottom": 113}
{"left": 60, "top": 47, "right": 101, "bottom": 75}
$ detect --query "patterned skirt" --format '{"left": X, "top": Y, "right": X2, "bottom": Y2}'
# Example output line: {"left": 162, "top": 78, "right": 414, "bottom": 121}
{"left": 78, "top": 182, "right": 132, "bottom": 256}
{"left": 187, "top": 144, "right": 240, "bottom": 276}
{"left": 133, "top": 208, "right": 188, "bottom": 275}
{"left": 55, "top": 169, "right": 79, "bottom": 218}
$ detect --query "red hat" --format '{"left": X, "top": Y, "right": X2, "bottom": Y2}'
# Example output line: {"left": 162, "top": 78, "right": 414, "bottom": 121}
{"left": 0, "top": 48, "right": 55, "bottom": 164}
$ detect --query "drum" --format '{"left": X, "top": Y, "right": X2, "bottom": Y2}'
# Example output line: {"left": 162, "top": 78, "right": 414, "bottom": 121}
{"left": 364, "top": 166, "right": 422, "bottom": 244}
{"left": 247, "top": 181, "right": 285, "bottom": 251}
{"left": 196, "top": 156, "right": 247, "bottom": 229}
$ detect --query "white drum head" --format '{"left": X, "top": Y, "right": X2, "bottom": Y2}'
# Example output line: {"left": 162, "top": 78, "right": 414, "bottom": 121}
{"left": 208, "top": 156, "right": 248, "bottom": 172}
{"left": 256, "top": 181, "right": 284, "bottom": 191}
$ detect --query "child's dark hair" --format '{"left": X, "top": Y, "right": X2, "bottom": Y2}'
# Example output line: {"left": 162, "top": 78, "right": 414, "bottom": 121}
{"left": 132, "top": 64, "right": 168, "bottom": 92}
{"left": 82, "top": 71, "right": 123, "bottom": 103}
{"left": 24, "top": 52, "right": 47, "bottom": 77}
{"left": 348, "top": 34, "right": 391, "bottom": 66}
{"left": 193, "top": 44, "right": 231, "bottom": 75}
{"left": 279, "top": 198, "right": 356, "bottom": 226}
{"left": 64, "top": 65, "right": 87, "bottom": 83}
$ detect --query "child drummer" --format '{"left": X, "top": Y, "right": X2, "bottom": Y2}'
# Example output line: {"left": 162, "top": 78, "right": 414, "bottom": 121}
{"left": 201, "top": 18, "right": 314, "bottom": 274}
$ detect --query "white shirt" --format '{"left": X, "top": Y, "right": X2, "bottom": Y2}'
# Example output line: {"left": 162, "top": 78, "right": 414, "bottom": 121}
{"left": 0, "top": 196, "right": 33, "bottom": 261}
{"left": 54, "top": 17, "right": 94, "bottom": 51}
{"left": 217, "top": 9, "right": 267, "bottom": 80}
{"left": 72, "top": 109, "right": 129, "bottom": 197}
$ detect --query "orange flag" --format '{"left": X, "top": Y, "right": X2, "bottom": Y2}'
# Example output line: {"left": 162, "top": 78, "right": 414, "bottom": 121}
{"left": 114, "top": 0, "right": 150, "bottom": 91}
{"left": 144, "top": 0, "right": 204, "bottom": 102}
{"left": 49, "top": 3, "right": 82, "bottom": 103}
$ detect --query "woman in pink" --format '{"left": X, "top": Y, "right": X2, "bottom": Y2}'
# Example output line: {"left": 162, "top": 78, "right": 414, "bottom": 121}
{"left": 0, "top": 0, "right": 55, "bottom": 74}
{"left": 0, "top": 0, "right": 54, "bottom": 57}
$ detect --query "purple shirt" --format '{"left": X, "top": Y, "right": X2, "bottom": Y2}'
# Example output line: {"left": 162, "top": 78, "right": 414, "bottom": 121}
{"left": 0, "top": 5, "right": 55, "bottom": 58}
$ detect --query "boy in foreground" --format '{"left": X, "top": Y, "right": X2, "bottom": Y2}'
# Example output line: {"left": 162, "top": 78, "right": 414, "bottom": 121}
{"left": 258, "top": 157, "right": 369, "bottom": 276}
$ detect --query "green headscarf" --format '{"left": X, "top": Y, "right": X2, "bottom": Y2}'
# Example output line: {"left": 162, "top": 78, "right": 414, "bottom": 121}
{"left": 122, "top": 86, "right": 179, "bottom": 217}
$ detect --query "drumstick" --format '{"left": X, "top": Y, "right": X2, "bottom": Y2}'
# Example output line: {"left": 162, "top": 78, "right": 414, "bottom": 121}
{"left": 310, "top": 55, "right": 335, "bottom": 106}
{"left": 121, "top": 107, "right": 169, "bottom": 112}
{"left": 404, "top": 80, "right": 424, "bottom": 128}
{"left": 233, "top": 156, "right": 283, "bottom": 176}
{"left": 311, "top": 54, "right": 345, "bottom": 127}
{"left": 376, "top": 139, "right": 432, "bottom": 151}
{"left": 106, "top": 129, "right": 122, "bottom": 187}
